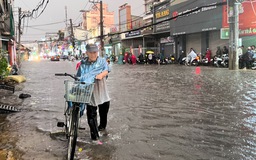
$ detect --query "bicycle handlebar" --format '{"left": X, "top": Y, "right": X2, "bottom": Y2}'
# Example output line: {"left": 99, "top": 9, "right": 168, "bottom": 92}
{"left": 55, "top": 73, "right": 66, "bottom": 76}
{"left": 55, "top": 73, "right": 78, "bottom": 81}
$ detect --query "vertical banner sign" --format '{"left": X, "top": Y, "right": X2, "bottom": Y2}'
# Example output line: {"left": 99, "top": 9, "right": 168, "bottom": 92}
{"left": 223, "top": 0, "right": 256, "bottom": 36}
{"left": 153, "top": 1, "right": 171, "bottom": 33}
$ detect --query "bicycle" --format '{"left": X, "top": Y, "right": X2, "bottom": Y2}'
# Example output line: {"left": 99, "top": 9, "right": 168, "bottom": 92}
{"left": 55, "top": 73, "right": 94, "bottom": 160}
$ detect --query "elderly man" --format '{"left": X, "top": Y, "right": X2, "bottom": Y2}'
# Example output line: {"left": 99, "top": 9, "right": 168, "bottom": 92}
{"left": 76, "top": 43, "right": 111, "bottom": 142}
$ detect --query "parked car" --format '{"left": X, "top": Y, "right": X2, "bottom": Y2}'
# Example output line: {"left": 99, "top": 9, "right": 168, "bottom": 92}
{"left": 50, "top": 55, "right": 60, "bottom": 61}
{"left": 60, "top": 55, "right": 68, "bottom": 61}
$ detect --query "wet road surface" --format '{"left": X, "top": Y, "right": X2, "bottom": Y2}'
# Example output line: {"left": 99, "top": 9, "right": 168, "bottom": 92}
{"left": 0, "top": 60, "right": 255, "bottom": 160}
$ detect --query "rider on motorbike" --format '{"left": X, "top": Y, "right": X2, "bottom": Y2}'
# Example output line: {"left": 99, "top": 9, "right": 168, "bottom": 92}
{"left": 186, "top": 48, "right": 197, "bottom": 65}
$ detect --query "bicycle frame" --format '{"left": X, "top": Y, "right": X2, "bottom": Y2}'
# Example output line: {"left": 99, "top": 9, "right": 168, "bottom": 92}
{"left": 64, "top": 102, "right": 80, "bottom": 160}
{"left": 55, "top": 73, "right": 93, "bottom": 160}
{"left": 55, "top": 73, "right": 83, "bottom": 160}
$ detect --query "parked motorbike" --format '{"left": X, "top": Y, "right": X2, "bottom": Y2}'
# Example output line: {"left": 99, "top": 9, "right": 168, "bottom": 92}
{"left": 213, "top": 54, "right": 229, "bottom": 68}
{"left": 252, "top": 61, "right": 256, "bottom": 70}
{"left": 160, "top": 57, "right": 170, "bottom": 65}
{"left": 137, "top": 58, "right": 146, "bottom": 64}
{"left": 11, "top": 64, "right": 18, "bottom": 75}
{"left": 69, "top": 55, "right": 76, "bottom": 62}
{"left": 200, "top": 57, "right": 213, "bottom": 66}
{"left": 170, "top": 55, "right": 176, "bottom": 64}
{"left": 181, "top": 56, "right": 200, "bottom": 66}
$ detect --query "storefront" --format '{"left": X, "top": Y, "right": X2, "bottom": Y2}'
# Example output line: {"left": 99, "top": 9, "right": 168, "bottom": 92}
{"left": 109, "top": 34, "right": 121, "bottom": 56}
{"left": 121, "top": 30, "right": 143, "bottom": 55}
{"left": 160, "top": 36, "right": 175, "bottom": 58}
{"left": 169, "top": 0, "right": 225, "bottom": 55}
{"left": 153, "top": 0, "right": 171, "bottom": 56}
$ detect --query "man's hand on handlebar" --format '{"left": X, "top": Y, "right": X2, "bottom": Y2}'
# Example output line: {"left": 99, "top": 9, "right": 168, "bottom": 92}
{"left": 95, "top": 74, "right": 104, "bottom": 80}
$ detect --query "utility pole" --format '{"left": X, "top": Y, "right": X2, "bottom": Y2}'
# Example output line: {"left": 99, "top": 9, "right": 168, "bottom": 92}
{"left": 100, "top": 0, "right": 104, "bottom": 57}
{"left": 70, "top": 19, "right": 75, "bottom": 52}
{"left": 65, "top": 6, "right": 68, "bottom": 29}
{"left": 228, "top": 0, "right": 241, "bottom": 70}
{"left": 89, "top": 0, "right": 104, "bottom": 57}
{"left": 17, "top": 8, "right": 21, "bottom": 67}
{"left": 17, "top": 8, "right": 32, "bottom": 67}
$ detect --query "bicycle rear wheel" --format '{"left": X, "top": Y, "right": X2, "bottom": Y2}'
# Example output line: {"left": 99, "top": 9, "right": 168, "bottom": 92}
{"left": 67, "top": 106, "right": 79, "bottom": 160}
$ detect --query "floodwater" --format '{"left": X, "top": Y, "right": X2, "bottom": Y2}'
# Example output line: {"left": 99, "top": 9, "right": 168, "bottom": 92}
{"left": 0, "top": 60, "right": 255, "bottom": 160}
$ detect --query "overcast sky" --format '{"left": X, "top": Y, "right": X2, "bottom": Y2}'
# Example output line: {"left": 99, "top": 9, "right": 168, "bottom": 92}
{"left": 13, "top": 0, "right": 144, "bottom": 42}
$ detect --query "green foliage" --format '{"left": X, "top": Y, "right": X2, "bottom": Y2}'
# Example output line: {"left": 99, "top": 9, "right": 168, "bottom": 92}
{"left": 0, "top": 49, "right": 9, "bottom": 79}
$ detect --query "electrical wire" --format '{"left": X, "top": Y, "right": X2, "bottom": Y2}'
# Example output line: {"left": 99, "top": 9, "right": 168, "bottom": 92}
{"left": 73, "top": 1, "right": 90, "bottom": 24}
{"left": 37, "top": 0, "right": 49, "bottom": 18}
{"left": 24, "top": 21, "right": 66, "bottom": 27}
{"left": 20, "top": 0, "right": 50, "bottom": 19}
{"left": 19, "top": 1, "right": 227, "bottom": 43}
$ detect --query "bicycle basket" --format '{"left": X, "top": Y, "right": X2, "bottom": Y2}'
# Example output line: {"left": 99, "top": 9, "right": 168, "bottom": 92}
{"left": 64, "top": 80, "right": 94, "bottom": 103}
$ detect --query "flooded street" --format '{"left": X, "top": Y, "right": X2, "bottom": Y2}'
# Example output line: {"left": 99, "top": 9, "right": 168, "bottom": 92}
{"left": 0, "top": 60, "right": 256, "bottom": 160}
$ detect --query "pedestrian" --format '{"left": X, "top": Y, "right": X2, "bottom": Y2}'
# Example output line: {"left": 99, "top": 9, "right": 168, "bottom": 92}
{"left": 238, "top": 45, "right": 244, "bottom": 69}
{"left": 138, "top": 53, "right": 144, "bottom": 64}
{"left": 251, "top": 45, "right": 256, "bottom": 60}
{"left": 131, "top": 53, "right": 137, "bottom": 65}
{"left": 76, "top": 61, "right": 81, "bottom": 70}
{"left": 216, "top": 46, "right": 222, "bottom": 57}
{"left": 76, "top": 43, "right": 111, "bottom": 142}
{"left": 187, "top": 48, "right": 197, "bottom": 65}
{"left": 241, "top": 46, "right": 253, "bottom": 69}
{"left": 205, "top": 48, "right": 212, "bottom": 65}
{"left": 148, "top": 53, "right": 153, "bottom": 64}
{"left": 124, "top": 52, "right": 129, "bottom": 64}
{"left": 178, "top": 51, "right": 185, "bottom": 64}
{"left": 237, "top": 45, "right": 244, "bottom": 57}
{"left": 222, "top": 46, "right": 229, "bottom": 55}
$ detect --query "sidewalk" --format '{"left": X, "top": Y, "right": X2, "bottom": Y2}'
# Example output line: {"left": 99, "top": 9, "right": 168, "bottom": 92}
{"left": 0, "top": 80, "right": 24, "bottom": 159}
{"left": 0, "top": 79, "right": 24, "bottom": 109}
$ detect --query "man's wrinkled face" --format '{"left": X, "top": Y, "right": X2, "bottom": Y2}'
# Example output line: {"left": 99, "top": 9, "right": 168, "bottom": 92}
{"left": 86, "top": 51, "right": 98, "bottom": 62}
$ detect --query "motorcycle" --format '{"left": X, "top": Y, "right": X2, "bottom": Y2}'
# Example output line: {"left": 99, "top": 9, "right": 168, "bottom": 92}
{"left": 181, "top": 55, "right": 200, "bottom": 66}
{"left": 213, "top": 54, "right": 229, "bottom": 68}
{"left": 252, "top": 61, "right": 256, "bottom": 70}
{"left": 69, "top": 55, "right": 76, "bottom": 62}
{"left": 161, "top": 57, "right": 170, "bottom": 65}
{"left": 169, "top": 55, "right": 176, "bottom": 64}
{"left": 200, "top": 57, "right": 213, "bottom": 66}
{"left": 11, "top": 64, "right": 18, "bottom": 75}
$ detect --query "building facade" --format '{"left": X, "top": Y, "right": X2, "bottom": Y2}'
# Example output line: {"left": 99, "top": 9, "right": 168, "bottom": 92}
{"left": 169, "top": 0, "right": 226, "bottom": 59}
{"left": 0, "top": 0, "right": 15, "bottom": 66}
{"left": 82, "top": 3, "right": 114, "bottom": 43}
{"left": 137, "top": 0, "right": 256, "bottom": 59}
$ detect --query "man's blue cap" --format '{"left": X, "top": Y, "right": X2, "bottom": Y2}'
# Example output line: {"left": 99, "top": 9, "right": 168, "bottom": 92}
{"left": 86, "top": 43, "right": 98, "bottom": 52}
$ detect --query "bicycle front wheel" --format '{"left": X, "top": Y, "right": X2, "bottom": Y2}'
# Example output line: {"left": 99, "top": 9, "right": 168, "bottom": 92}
{"left": 67, "top": 106, "right": 79, "bottom": 160}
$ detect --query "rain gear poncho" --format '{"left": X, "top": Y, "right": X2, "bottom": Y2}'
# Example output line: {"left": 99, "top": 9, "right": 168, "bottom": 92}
{"left": 187, "top": 50, "right": 197, "bottom": 63}
{"left": 76, "top": 57, "right": 110, "bottom": 106}
{"left": 76, "top": 57, "right": 110, "bottom": 84}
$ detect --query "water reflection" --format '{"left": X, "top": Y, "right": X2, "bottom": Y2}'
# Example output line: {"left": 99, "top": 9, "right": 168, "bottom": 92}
{"left": 109, "top": 65, "right": 256, "bottom": 160}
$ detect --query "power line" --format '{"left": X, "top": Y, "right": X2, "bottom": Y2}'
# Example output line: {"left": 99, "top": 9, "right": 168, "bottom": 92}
{"left": 20, "top": 0, "right": 50, "bottom": 19}
{"left": 73, "top": 1, "right": 90, "bottom": 24}
{"left": 23, "top": 21, "right": 66, "bottom": 27}
{"left": 20, "top": 2, "right": 227, "bottom": 43}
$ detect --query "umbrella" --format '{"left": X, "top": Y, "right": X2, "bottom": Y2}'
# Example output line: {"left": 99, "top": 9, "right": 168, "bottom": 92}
{"left": 146, "top": 51, "right": 154, "bottom": 54}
